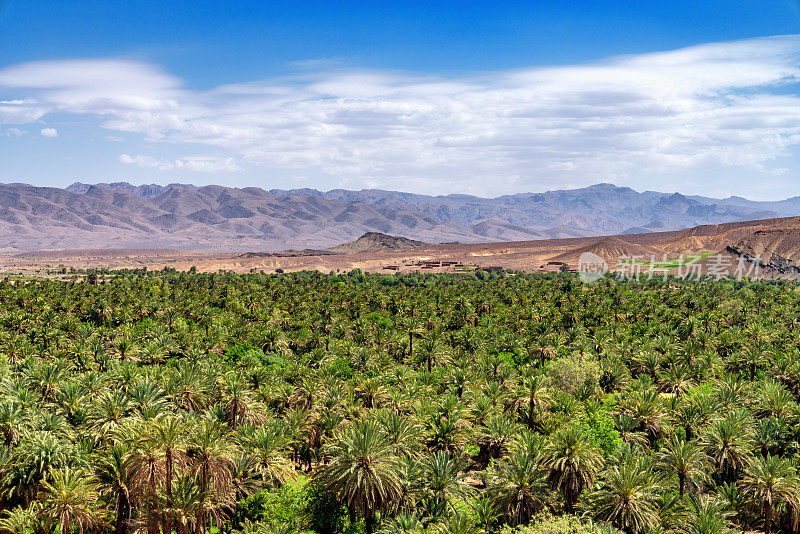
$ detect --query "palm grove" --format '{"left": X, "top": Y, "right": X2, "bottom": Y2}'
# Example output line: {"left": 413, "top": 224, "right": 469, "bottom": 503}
{"left": 0, "top": 268, "right": 797, "bottom": 534}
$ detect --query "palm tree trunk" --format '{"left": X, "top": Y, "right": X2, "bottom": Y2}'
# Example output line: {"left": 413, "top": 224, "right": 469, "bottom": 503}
{"left": 165, "top": 448, "right": 174, "bottom": 533}
{"left": 765, "top": 500, "right": 773, "bottom": 534}
{"left": 115, "top": 490, "right": 130, "bottom": 534}
{"left": 365, "top": 511, "right": 375, "bottom": 534}
{"left": 678, "top": 473, "right": 685, "bottom": 498}
{"left": 148, "top": 471, "right": 158, "bottom": 534}
{"left": 528, "top": 395, "right": 535, "bottom": 429}
{"left": 197, "top": 463, "right": 209, "bottom": 533}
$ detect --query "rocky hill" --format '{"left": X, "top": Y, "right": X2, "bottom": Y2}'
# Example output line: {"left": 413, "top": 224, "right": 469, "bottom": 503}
{"left": 327, "top": 232, "right": 429, "bottom": 253}
{"left": 726, "top": 227, "right": 800, "bottom": 274}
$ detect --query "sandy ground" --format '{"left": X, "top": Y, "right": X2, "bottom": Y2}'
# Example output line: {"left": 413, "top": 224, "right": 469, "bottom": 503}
{"left": 3, "top": 216, "right": 799, "bottom": 278}
{"left": 0, "top": 239, "right": 584, "bottom": 276}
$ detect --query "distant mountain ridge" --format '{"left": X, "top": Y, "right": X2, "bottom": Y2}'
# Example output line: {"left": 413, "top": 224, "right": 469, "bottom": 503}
{"left": 66, "top": 181, "right": 197, "bottom": 199}
{"left": 0, "top": 181, "right": 796, "bottom": 253}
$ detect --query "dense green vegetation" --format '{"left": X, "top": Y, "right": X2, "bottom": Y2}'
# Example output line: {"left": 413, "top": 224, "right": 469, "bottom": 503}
{"left": 0, "top": 269, "right": 798, "bottom": 534}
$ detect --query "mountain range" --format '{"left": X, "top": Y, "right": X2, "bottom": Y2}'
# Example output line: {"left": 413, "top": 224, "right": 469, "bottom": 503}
{"left": 0, "top": 181, "right": 797, "bottom": 253}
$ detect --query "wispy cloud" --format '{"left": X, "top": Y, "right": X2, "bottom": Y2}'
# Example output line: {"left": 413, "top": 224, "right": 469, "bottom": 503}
{"left": 2, "top": 35, "right": 800, "bottom": 193}
{"left": 118, "top": 153, "right": 242, "bottom": 173}
{"left": 0, "top": 99, "right": 46, "bottom": 125}
{"left": 3, "top": 127, "right": 24, "bottom": 138}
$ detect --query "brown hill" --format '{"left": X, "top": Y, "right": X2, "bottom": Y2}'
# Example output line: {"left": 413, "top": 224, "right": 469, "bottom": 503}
{"left": 548, "top": 236, "right": 660, "bottom": 263}
{"left": 616, "top": 216, "right": 800, "bottom": 252}
{"left": 327, "top": 232, "right": 429, "bottom": 253}
{"left": 726, "top": 227, "right": 800, "bottom": 274}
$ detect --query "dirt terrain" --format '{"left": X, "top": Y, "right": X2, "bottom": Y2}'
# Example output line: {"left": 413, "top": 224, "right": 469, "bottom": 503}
{"left": 4, "top": 216, "right": 800, "bottom": 278}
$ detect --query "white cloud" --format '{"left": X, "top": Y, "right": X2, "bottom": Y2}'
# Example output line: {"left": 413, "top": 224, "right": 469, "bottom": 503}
{"left": 118, "top": 153, "right": 168, "bottom": 169}
{"left": 4, "top": 127, "right": 24, "bottom": 138}
{"left": 119, "top": 153, "right": 242, "bottom": 173}
{"left": 2, "top": 36, "right": 800, "bottom": 194}
{"left": 40, "top": 128, "right": 57, "bottom": 137}
{"left": 0, "top": 99, "right": 46, "bottom": 125}
{"left": 174, "top": 157, "right": 242, "bottom": 173}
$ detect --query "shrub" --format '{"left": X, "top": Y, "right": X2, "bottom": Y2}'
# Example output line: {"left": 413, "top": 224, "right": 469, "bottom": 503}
{"left": 235, "top": 481, "right": 306, "bottom": 527}
{"left": 234, "top": 479, "right": 352, "bottom": 533}
{"left": 572, "top": 414, "right": 622, "bottom": 457}
{"left": 304, "top": 481, "right": 350, "bottom": 534}
{"left": 330, "top": 357, "right": 354, "bottom": 379}
{"left": 224, "top": 342, "right": 256, "bottom": 364}
{"left": 547, "top": 355, "right": 600, "bottom": 394}
{"left": 500, "top": 513, "right": 618, "bottom": 533}
{"left": 225, "top": 343, "right": 286, "bottom": 368}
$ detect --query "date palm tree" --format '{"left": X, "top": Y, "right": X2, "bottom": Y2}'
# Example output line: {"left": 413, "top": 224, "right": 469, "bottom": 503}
{"left": 238, "top": 420, "right": 295, "bottom": 487}
{"left": 486, "top": 448, "right": 552, "bottom": 526}
{"left": 93, "top": 443, "right": 132, "bottom": 534}
{"left": 317, "top": 420, "right": 403, "bottom": 534}
{"left": 656, "top": 437, "right": 709, "bottom": 497}
{"left": 188, "top": 419, "right": 236, "bottom": 532}
{"left": 41, "top": 467, "right": 106, "bottom": 534}
{"left": 515, "top": 372, "right": 551, "bottom": 430}
{"left": 676, "top": 494, "right": 734, "bottom": 534}
{"left": 0, "top": 504, "right": 40, "bottom": 534}
{"left": 701, "top": 410, "right": 753, "bottom": 482}
{"left": 420, "top": 450, "right": 471, "bottom": 509}
{"left": 544, "top": 426, "right": 603, "bottom": 514}
{"left": 148, "top": 414, "right": 188, "bottom": 533}
{"left": 739, "top": 454, "right": 800, "bottom": 534}
{"left": 587, "top": 455, "right": 661, "bottom": 533}
{"left": 477, "top": 413, "right": 521, "bottom": 462}
{"left": 429, "top": 512, "right": 482, "bottom": 534}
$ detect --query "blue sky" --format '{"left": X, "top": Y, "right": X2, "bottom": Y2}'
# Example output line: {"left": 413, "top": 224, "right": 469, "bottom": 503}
{"left": 1, "top": 0, "right": 800, "bottom": 198}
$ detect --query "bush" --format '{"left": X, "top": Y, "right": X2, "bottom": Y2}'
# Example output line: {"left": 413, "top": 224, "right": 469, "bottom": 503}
{"left": 224, "top": 342, "right": 257, "bottom": 364}
{"left": 305, "top": 481, "right": 350, "bottom": 534}
{"left": 572, "top": 414, "right": 622, "bottom": 457}
{"left": 546, "top": 354, "right": 600, "bottom": 394}
{"left": 235, "top": 481, "right": 306, "bottom": 527}
{"left": 500, "top": 513, "right": 619, "bottom": 533}
{"left": 330, "top": 357, "right": 354, "bottom": 379}
{"left": 234, "top": 479, "right": 353, "bottom": 534}
{"left": 225, "top": 343, "right": 286, "bottom": 368}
